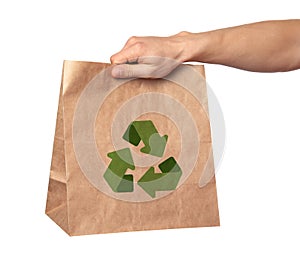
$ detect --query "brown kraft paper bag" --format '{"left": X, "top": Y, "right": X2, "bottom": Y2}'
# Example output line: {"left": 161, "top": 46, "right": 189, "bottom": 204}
{"left": 46, "top": 60, "right": 220, "bottom": 236}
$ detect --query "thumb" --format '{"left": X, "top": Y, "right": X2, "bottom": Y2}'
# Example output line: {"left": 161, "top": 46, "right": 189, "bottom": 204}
{"left": 111, "top": 64, "right": 153, "bottom": 78}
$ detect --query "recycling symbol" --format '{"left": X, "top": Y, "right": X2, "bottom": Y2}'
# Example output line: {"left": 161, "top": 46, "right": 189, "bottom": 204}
{"left": 103, "top": 120, "right": 183, "bottom": 198}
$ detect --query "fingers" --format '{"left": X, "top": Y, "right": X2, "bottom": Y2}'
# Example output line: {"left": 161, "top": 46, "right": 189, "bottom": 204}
{"left": 110, "top": 36, "right": 182, "bottom": 78}
{"left": 123, "top": 36, "right": 139, "bottom": 49}
{"left": 111, "top": 56, "right": 181, "bottom": 79}
{"left": 110, "top": 41, "right": 145, "bottom": 64}
{"left": 110, "top": 51, "right": 127, "bottom": 64}
{"left": 111, "top": 64, "right": 155, "bottom": 78}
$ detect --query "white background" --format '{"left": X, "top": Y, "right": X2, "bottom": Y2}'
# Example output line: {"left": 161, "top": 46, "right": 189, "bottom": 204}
{"left": 0, "top": 0, "right": 299, "bottom": 256}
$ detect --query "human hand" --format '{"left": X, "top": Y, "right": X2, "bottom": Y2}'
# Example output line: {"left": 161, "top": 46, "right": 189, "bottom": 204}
{"left": 110, "top": 32, "right": 191, "bottom": 78}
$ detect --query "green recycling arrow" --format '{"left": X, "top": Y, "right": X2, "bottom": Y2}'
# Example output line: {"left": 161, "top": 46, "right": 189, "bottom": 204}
{"left": 137, "top": 157, "right": 182, "bottom": 198}
{"left": 103, "top": 148, "right": 135, "bottom": 192}
{"left": 123, "top": 120, "right": 168, "bottom": 157}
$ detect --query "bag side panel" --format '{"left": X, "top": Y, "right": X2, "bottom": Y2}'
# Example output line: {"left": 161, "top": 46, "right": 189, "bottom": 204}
{"left": 45, "top": 64, "right": 70, "bottom": 235}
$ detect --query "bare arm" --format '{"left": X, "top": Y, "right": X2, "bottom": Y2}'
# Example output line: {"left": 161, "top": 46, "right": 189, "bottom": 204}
{"left": 188, "top": 20, "right": 300, "bottom": 72}
{"left": 110, "top": 20, "right": 300, "bottom": 78}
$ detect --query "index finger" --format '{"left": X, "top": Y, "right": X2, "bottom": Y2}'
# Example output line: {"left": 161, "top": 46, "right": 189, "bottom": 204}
{"left": 110, "top": 42, "right": 144, "bottom": 64}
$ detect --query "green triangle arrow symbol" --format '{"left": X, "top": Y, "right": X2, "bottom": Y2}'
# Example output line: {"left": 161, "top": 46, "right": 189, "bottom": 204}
{"left": 123, "top": 120, "right": 168, "bottom": 157}
{"left": 137, "top": 157, "right": 182, "bottom": 198}
{"left": 103, "top": 148, "right": 135, "bottom": 192}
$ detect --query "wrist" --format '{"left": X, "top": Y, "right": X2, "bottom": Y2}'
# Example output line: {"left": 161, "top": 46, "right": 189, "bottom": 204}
{"left": 177, "top": 30, "right": 224, "bottom": 64}
{"left": 170, "top": 32, "right": 196, "bottom": 62}
{"left": 169, "top": 32, "right": 194, "bottom": 63}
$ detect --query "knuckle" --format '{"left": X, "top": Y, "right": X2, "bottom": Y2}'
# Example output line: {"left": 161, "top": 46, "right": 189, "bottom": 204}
{"left": 128, "top": 36, "right": 138, "bottom": 44}
{"left": 126, "top": 66, "right": 135, "bottom": 78}
{"left": 177, "top": 31, "right": 190, "bottom": 36}
{"left": 134, "top": 42, "right": 145, "bottom": 54}
{"left": 119, "top": 65, "right": 133, "bottom": 78}
{"left": 110, "top": 55, "right": 115, "bottom": 63}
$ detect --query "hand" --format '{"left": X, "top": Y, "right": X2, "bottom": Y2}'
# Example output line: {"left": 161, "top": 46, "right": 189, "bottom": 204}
{"left": 110, "top": 20, "right": 300, "bottom": 75}
{"left": 110, "top": 32, "right": 191, "bottom": 78}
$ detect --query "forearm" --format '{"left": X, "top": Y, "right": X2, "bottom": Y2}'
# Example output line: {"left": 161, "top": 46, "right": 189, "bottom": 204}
{"left": 181, "top": 20, "right": 300, "bottom": 72}
{"left": 110, "top": 20, "right": 300, "bottom": 78}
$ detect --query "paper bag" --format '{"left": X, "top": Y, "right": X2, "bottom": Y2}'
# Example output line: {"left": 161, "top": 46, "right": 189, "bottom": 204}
{"left": 46, "top": 60, "right": 219, "bottom": 236}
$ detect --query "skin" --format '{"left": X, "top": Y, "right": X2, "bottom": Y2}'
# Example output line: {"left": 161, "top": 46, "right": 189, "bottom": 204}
{"left": 110, "top": 20, "right": 300, "bottom": 78}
